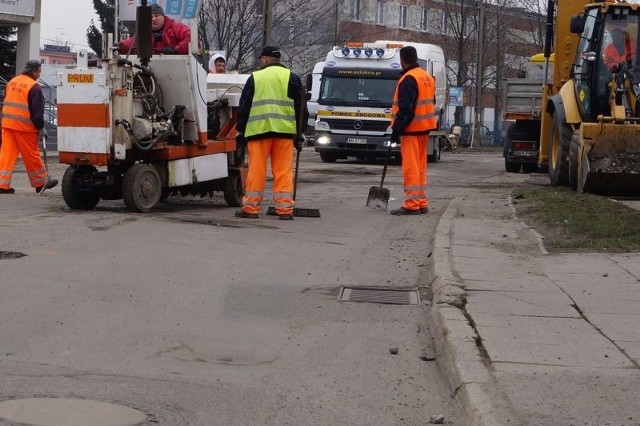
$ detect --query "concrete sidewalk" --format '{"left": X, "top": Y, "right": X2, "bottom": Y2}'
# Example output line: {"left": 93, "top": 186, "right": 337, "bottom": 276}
{"left": 431, "top": 186, "right": 640, "bottom": 426}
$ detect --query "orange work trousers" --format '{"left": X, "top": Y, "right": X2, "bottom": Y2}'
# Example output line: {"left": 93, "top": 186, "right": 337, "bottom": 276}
{"left": 242, "top": 137, "right": 294, "bottom": 215}
{"left": 0, "top": 128, "right": 47, "bottom": 190}
{"left": 399, "top": 134, "right": 428, "bottom": 211}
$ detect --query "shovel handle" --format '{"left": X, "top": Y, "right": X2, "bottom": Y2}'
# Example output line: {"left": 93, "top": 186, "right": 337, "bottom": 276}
{"left": 380, "top": 145, "right": 391, "bottom": 188}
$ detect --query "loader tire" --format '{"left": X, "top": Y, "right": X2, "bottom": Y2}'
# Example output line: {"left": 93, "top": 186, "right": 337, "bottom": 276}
{"left": 548, "top": 113, "right": 571, "bottom": 187}
{"left": 223, "top": 169, "right": 244, "bottom": 207}
{"left": 568, "top": 129, "right": 580, "bottom": 191}
{"left": 122, "top": 164, "right": 162, "bottom": 213}
{"left": 62, "top": 165, "right": 101, "bottom": 210}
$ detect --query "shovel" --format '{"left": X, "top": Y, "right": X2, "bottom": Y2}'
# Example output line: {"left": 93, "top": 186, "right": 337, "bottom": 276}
{"left": 366, "top": 143, "right": 393, "bottom": 210}
{"left": 39, "top": 133, "right": 49, "bottom": 196}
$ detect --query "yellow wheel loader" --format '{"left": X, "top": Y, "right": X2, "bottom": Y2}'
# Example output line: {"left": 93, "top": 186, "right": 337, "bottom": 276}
{"left": 540, "top": 0, "right": 640, "bottom": 195}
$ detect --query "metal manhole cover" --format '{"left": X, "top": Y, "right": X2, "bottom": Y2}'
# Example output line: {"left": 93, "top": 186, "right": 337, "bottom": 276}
{"left": 338, "top": 287, "right": 420, "bottom": 305}
{"left": 0, "top": 251, "right": 26, "bottom": 260}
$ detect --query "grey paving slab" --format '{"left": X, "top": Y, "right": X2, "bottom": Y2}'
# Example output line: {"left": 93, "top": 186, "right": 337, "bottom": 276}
{"left": 466, "top": 289, "right": 578, "bottom": 317}
{"left": 472, "top": 314, "right": 633, "bottom": 367}
{"left": 585, "top": 312, "right": 640, "bottom": 342}
{"left": 463, "top": 272, "right": 558, "bottom": 292}
{"left": 491, "top": 363, "right": 640, "bottom": 426}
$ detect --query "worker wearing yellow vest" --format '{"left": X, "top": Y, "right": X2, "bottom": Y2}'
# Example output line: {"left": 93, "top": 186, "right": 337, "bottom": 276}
{"left": 0, "top": 60, "right": 58, "bottom": 194}
{"left": 390, "top": 46, "right": 437, "bottom": 215}
{"left": 235, "top": 46, "right": 308, "bottom": 220}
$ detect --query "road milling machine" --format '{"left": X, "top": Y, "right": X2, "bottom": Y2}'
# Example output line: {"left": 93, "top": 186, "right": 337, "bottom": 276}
{"left": 56, "top": 3, "right": 246, "bottom": 212}
{"left": 541, "top": 0, "right": 640, "bottom": 194}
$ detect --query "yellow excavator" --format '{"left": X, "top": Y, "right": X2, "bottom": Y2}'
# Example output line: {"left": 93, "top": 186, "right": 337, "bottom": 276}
{"left": 540, "top": 0, "right": 640, "bottom": 194}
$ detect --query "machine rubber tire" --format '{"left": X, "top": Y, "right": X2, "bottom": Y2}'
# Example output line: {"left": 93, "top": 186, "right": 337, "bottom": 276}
{"left": 319, "top": 151, "right": 337, "bottom": 163}
{"left": 122, "top": 164, "right": 162, "bottom": 213}
{"left": 428, "top": 138, "right": 439, "bottom": 163}
{"left": 223, "top": 170, "right": 244, "bottom": 207}
{"left": 505, "top": 160, "right": 521, "bottom": 173}
{"left": 320, "top": 151, "right": 338, "bottom": 163}
{"left": 522, "top": 163, "right": 537, "bottom": 174}
{"left": 62, "top": 165, "right": 101, "bottom": 210}
{"left": 568, "top": 129, "right": 580, "bottom": 191}
{"left": 548, "top": 112, "right": 571, "bottom": 187}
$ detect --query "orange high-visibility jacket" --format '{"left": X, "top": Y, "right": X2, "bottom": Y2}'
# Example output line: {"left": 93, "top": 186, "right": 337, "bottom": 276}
{"left": 2, "top": 74, "right": 38, "bottom": 133}
{"left": 391, "top": 66, "right": 437, "bottom": 134}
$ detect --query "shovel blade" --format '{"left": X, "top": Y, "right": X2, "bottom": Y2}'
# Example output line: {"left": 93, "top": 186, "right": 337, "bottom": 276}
{"left": 366, "top": 186, "right": 390, "bottom": 210}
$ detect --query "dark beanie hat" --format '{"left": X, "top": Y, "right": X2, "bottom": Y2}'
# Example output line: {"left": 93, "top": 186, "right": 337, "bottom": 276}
{"left": 22, "top": 60, "right": 42, "bottom": 74}
{"left": 150, "top": 4, "right": 164, "bottom": 16}
{"left": 400, "top": 46, "right": 418, "bottom": 64}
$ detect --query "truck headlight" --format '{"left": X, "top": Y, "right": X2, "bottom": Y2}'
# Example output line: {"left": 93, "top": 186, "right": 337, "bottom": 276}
{"left": 316, "top": 135, "right": 331, "bottom": 145}
{"left": 315, "top": 121, "right": 330, "bottom": 131}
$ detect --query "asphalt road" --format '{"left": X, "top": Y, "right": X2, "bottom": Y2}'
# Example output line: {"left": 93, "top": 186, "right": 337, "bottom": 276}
{"left": 0, "top": 149, "right": 510, "bottom": 425}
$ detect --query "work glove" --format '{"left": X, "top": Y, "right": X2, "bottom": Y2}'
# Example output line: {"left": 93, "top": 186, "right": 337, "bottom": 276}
{"left": 389, "top": 134, "right": 400, "bottom": 146}
{"left": 294, "top": 134, "right": 306, "bottom": 152}
{"left": 235, "top": 133, "right": 246, "bottom": 148}
{"left": 161, "top": 47, "right": 177, "bottom": 54}
{"left": 38, "top": 127, "right": 48, "bottom": 139}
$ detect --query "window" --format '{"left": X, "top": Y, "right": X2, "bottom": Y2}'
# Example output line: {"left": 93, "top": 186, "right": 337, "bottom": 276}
{"left": 420, "top": 7, "right": 428, "bottom": 32}
{"left": 376, "top": 1, "right": 385, "bottom": 25}
{"left": 399, "top": 5, "right": 408, "bottom": 29}
{"left": 353, "top": 0, "right": 361, "bottom": 21}
{"left": 441, "top": 11, "right": 449, "bottom": 34}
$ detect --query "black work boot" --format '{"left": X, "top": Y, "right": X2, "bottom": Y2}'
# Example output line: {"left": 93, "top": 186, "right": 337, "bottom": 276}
{"left": 0, "top": 188, "right": 15, "bottom": 194}
{"left": 420, "top": 207, "right": 429, "bottom": 214}
{"left": 390, "top": 207, "right": 420, "bottom": 216}
{"left": 235, "top": 209, "right": 259, "bottom": 219}
{"left": 35, "top": 177, "right": 58, "bottom": 193}
{"left": 278, "top": 213, "right": 294, "bottom": 220}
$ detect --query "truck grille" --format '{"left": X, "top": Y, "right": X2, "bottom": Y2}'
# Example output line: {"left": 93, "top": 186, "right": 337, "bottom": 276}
{"left": 324, "top": 118, "right": 389, "bottom": 132}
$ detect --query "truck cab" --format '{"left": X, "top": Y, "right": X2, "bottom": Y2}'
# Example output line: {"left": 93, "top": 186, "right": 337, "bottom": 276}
{"left": 314, "top": 41, "right": 446, "bottom": 163}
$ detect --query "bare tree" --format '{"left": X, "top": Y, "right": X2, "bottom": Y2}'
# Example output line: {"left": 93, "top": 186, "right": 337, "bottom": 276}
{"left": 198, "top": 0, "right": 336, "bottom": 74}
{"left": 435, "top": 0, "right": 477, "bottom": 125}
{"left": 198, "top": 0, "right": 263, "bottom": 71}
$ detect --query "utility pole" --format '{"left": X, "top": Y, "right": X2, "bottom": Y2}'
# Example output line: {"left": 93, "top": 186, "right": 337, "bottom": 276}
{"left": 262, "top": 0, "right": 273, "bottom": 49}
{"left": 471, "top": 0, "right": 485, "bottom": 148}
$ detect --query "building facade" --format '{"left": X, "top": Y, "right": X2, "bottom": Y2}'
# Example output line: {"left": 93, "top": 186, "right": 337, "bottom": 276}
{"left": 334, "top": 0, "right": 544, "bottom": 136}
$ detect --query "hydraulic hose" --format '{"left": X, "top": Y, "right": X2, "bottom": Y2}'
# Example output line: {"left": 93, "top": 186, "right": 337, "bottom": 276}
{"left": 115, "top": 119, "right": 177, "bottom": 151}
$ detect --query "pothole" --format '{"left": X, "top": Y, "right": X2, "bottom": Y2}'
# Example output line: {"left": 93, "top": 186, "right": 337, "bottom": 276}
{"left": 0, "top": 396, "right": 185, "bottom": 426}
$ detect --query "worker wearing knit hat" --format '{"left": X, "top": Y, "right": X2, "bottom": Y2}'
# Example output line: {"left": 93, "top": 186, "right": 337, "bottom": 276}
{"left": 117, "top": 3, "right": 191, "bottom": 55}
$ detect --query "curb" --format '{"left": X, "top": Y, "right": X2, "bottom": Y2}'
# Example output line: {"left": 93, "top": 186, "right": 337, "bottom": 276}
{"left": 429, "top": 196, "right": 506, "bottom": 426}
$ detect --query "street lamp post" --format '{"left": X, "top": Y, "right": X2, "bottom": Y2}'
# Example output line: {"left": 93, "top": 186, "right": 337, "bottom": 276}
{"left": 471, "top": 0, "right": 485, "bottom": 148}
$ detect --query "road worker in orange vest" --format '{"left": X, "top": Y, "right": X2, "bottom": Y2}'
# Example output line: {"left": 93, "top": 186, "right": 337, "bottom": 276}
{"left": 389, "top": 46, "right": 437, "bottom": 215}
{"left": 0, "top": 60, "right": 58, "bottom": 194}
{"left": 234, "top": 46, "right": 308, "bottom": 220}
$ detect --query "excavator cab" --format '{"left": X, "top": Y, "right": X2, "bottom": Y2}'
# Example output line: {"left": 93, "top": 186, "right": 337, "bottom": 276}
{"left": 545, "top": 2, "right": 640, "bottom": 195}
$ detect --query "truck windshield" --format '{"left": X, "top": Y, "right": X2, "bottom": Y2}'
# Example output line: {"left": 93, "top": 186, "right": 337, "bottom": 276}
{"left": 319, "top": 75, "right": 398, "bottom": 107}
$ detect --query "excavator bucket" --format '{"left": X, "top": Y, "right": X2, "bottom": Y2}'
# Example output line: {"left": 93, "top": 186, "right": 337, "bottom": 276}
{"left": 580, "top": 123, "right": 640, "bottom": 195}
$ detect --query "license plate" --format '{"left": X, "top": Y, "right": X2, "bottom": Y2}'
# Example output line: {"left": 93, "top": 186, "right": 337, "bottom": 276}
{"left": 513, "top": 150, "right": 537, "bottom": 157}
{"left": 347, "top": 137, "right": 367, "bottom": 144}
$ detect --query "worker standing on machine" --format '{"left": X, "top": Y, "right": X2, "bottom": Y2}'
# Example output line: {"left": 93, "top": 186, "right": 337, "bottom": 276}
{"left": 389, "top": 46, "right": 437, "bottom": 216}
{"left": 208, "top": 53, "right": 227, "bottom": 74}
{"left": 235, "top": 46, "right": 307, "bottom": 220}
{"left": 604, "top": 24, "right": 637, "bottom": 70}
{"left": 117, "top": 4, "right": 191, "bottom": 55}
{"left": 0, "top": 60, "right": 58, "bottom": 194}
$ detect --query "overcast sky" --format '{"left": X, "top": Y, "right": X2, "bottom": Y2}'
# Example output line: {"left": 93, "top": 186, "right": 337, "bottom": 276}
{"left": 40, "top": 0, "right": 100, "bottom": 50}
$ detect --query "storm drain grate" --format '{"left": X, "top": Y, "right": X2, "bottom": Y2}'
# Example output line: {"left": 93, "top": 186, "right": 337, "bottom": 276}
{"left": 338, "top": 287, "right": 420, "bottom": 305}
{"left": 0, "top": 251, "right": 26, "bottom": 260}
